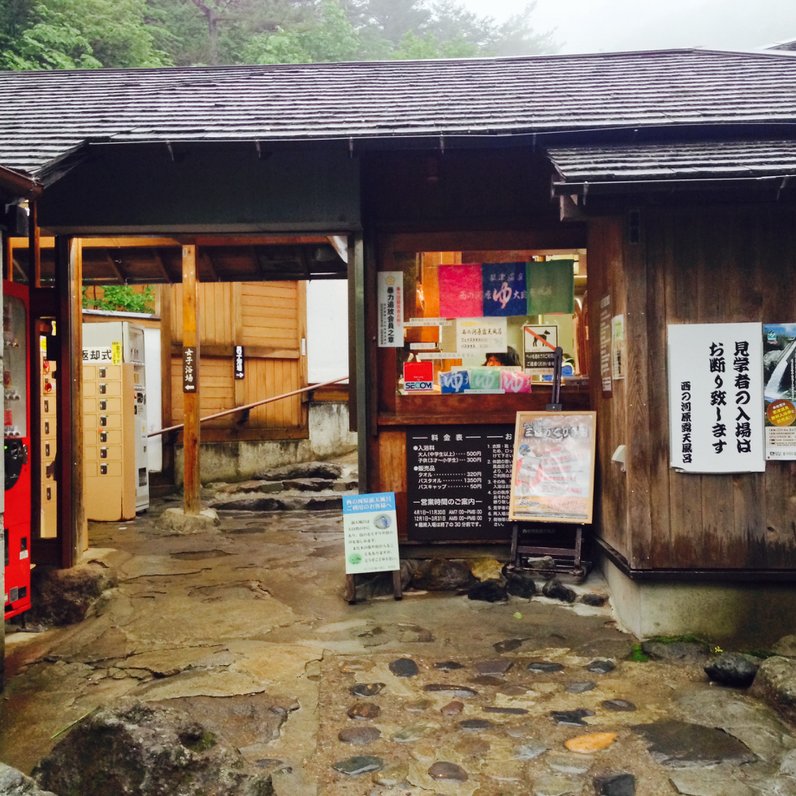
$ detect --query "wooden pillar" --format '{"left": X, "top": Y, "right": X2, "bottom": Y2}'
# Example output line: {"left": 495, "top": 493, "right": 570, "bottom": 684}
{"left": 55, "top": 236, "right": 85, "bottom": 565}
{"left": 28, "top": 201, "right": 41, "bottom": 287}
{"left": 350, "top": 234, "right": 368, "bottom": 491}
{"left": 182, "top": 244, "right": 201, "bottom": 514}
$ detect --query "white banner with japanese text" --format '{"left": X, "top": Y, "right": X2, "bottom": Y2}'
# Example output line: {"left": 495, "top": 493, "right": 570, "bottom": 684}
{"left": 377, "top": 271, "right": 404, "bottom": 347}
{"left": 668, "top": 323, "right": 764, "bottom": 473}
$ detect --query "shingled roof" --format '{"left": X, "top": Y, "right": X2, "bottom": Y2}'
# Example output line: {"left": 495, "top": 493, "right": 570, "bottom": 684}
{"left": 1, "top": 48, "right": 796, "bottom": 176}
{"left": 548, "top": 138, "right": 796, "bottom": 193}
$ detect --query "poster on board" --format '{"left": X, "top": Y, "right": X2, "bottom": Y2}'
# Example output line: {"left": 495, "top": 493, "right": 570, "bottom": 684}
{"left": 763, "top": 322, "right": 796, "bottom": 460}
{"left": 342, "top": 493, "right": 400, "bottom": 574}
{"left": 668, "top": 322, "right": 765, "bottom": 473}
{"left": 509, "top": 411, "right": 597, "bottom": 524}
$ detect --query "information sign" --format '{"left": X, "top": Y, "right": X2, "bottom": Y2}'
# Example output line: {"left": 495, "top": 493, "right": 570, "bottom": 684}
{"left": 763, "top": 322, "right": 796, "bottom": 461}
{"left": 377, "top": 271, "right": 404, "bottom": 347}
{"left": 342, "top": 492, "right": 400, "bottom": 575}
{"left": 509, "top": 411, "right": 596, "bottom": 523}
{"left": 406, "top": 425, "right": 514, "bottom": 541}
{"left": 234, "top": 345, "right": 245, "bottom": 380}
{"left": 668, "top": 323, "right": 764, "bottom": 472}
{"left": 182, "top": 346, "right": 197, "bottom": 393}
{"left": 523, "top": 324, "right": 558, "bottom": 373}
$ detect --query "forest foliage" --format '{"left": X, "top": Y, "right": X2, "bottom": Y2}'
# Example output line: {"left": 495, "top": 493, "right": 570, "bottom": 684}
{"left": 0, "top": 0, "right": 556, "bottom": 69}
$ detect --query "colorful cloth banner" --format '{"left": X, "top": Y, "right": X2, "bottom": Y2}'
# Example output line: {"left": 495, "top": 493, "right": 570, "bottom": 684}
{"left": 439, "top": 264, "right": 483, "bottom": 318}
{"left": 527, "top": 260, "right": 574, "bottom": 315}
{"left": 482, "top": 262, "right": 527, "bottom": 316}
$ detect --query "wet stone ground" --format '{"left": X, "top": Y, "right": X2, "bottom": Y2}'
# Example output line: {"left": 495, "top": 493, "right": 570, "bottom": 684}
{"left": 314, "top": 649, "right": 796, "bottom": 795}
{"left": 1, "top": 486, "right": 794, "bottom": 795}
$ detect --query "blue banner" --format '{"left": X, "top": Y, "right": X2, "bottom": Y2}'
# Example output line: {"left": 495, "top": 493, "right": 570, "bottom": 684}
{"left": 482, "top": 262, "right": 527, "bottom": 316}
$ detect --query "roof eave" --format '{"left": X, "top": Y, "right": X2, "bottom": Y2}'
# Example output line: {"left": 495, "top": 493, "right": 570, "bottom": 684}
{"left": 0, "top": 164, "right": 42, "bottom": 200}
{"left": 551, "top": 173, "right": 796, "bottom": 197}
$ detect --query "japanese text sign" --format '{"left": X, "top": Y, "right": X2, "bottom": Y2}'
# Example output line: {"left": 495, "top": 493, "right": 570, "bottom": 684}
{"left": 342, "top": 492, "right": 400, "bottom": 574}
{"left": 668, "top": 323, "right": 764, "bottom": 473}
{"left": 377, "top": 271, "right": 404, "bottom": 347}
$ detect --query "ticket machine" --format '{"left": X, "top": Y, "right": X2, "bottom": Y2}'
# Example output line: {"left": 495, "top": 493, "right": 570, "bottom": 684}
{"left": 4, "top": 280, "right": 31, "bottom": 619}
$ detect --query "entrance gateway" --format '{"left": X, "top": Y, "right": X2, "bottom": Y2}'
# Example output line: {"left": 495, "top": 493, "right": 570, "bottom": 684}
{"left": 0, "top": 51, "right": 794, "bottom": 656}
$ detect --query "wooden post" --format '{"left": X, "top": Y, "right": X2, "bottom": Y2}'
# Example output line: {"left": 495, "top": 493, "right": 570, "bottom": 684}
{"left": 55, "top": 236, "right": 85, "bottom": 565}
{"left": 182, "top": 244, "right": 201, "bottom": 515}
{"left": 350, "top": 234, "right": 368, "bottom": 491}
{"left": 28, "top": 201, "right": 41, "bottom": 287}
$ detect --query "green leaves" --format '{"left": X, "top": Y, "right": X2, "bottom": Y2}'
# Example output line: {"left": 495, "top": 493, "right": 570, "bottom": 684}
{"left": 1, "top": 0, "right": 557, "bottom": 72}
{"left": 83, "top": 285, "right": 155, "bottom": 314}
{"left": 0, "top": 0, "right": 171, "bottom": 70}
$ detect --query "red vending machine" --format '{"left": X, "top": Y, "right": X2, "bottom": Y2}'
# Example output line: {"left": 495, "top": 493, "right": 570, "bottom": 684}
{"left": 4, "top": 280, "right": 31, "bottom": 619}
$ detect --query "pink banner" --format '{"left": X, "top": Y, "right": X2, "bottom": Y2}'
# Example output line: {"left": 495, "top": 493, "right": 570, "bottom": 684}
{"left": 439, "top": 264, "right": 483, "bottom": 318}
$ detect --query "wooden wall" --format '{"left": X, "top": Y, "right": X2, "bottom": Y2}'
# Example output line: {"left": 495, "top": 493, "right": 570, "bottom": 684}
{"left": 168, "top": 281, "right": 308, "bottom": 440}
{"left": 589, "top": 203, "right": 796, "bottom": 572}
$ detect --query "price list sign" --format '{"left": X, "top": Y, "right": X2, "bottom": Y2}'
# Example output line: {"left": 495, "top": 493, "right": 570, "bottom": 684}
{"left": 406, "top": 425, "right": 514, "bottom": 541}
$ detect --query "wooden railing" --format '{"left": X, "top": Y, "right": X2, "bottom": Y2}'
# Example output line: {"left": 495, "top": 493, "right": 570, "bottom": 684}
{"left": 148, "top": 376, "right": 349, "bottom": 437}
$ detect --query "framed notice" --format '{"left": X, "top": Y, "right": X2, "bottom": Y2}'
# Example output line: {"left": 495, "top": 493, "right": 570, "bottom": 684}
{"left": 509, "top": 411, "right": 597, "bottom": 524}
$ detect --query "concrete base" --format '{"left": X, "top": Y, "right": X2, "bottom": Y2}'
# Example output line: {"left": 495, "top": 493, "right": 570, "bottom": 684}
{"left": 174, "top": 401, "right": 356, "bottom": 485}
{"left": 603, "top": 557, "right": 796, "bottom": 646}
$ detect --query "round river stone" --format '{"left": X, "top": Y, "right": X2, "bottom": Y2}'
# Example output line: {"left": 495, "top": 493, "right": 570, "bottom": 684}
{"left": 346, "top": 702, "right": 381, "bottom": 720}
{"left": 338, "top": 726, "right": 381, "bottom": 745}
{"left": 389, "top": 657, "right": 420, "bottom": 677}
{"left": 428, "top": 761, "right": 468, "bottom": 782}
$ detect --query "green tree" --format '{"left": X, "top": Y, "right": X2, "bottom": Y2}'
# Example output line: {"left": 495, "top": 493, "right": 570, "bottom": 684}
{"left": 0, "top": 0, "right": 172, "bottom": 70}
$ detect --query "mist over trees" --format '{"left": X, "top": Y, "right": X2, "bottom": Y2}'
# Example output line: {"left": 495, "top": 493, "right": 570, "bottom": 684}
{"left": 0, "top": 0, "right": 556, "bottom": 69}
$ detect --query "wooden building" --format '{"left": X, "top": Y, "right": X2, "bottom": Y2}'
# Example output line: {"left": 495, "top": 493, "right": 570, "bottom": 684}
{"left": 0, "top": 48, "right": 794, "bottom": 645}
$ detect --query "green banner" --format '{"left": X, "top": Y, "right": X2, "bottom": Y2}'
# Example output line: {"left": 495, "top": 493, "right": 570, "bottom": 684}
{"left": 527, "top": 260, "right": 574, "bottom": 315}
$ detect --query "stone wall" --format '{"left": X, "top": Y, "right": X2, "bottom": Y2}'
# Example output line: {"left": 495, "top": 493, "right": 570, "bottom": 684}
{"left": 174, "top": 400, "right": 356, "bottom": 485}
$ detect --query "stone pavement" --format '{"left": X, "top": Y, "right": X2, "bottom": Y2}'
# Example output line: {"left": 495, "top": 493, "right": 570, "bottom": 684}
{"left": 1, "top": 490, "right": 795, "bottom": 795}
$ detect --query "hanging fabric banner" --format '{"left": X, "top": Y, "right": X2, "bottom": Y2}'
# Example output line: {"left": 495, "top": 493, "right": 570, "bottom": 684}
{"left": 527, "top": 260, "right": 574, "bottom": 315}
{"left": 482, "top": 262, "right": 527, "bottom": 316}
{"left": 439, "top": 264, "right": 483, "bottom": 318}
{"left": 668, "top": 322, "right": 765, "bottom": 473}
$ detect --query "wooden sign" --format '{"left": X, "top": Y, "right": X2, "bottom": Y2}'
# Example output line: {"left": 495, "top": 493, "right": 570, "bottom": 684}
{"left": 234, "top": 345, "right": 245, "bottom": 380}
{"left": 509, "top": 411, "right": 596, "bottom": 524}
{"left": 182, "top": 346, "right": 197, "bottom": 393}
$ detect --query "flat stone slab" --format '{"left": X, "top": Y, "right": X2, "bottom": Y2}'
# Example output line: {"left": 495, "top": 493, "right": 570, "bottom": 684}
{"left": 527, "top": 661, "right": 565, "bottom": 673}
{"left": 155, "top": 507, "right": 220, "bottom": 535}
{"left": 634, "top": 720, "right": 757, "bottom": 768}
{"left": 423, "top": 684, "right": 478, "bottom": 698}
{"left": 550, "top": 708, "right": 594, "bottom": 726}
{"left": 474, "top": 658, "right": 513, "bottom": 675}
{"left": 331, "top": 755, "right": 384, "bottom": 776}
{"left": 602, "top": 699, "right": 637, "bottom": 712}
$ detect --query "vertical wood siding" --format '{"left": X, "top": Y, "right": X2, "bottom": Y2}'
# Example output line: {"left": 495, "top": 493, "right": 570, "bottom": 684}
{"left": 168, "top": 281, "right": 307, "bottom": 433}
{"left": 589, "top": 204, "right": 796, "bottom": 571}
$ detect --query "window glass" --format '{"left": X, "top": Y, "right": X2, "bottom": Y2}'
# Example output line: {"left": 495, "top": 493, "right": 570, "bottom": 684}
{"left": 393, "top": 250, "right": 587, "bottom": 396}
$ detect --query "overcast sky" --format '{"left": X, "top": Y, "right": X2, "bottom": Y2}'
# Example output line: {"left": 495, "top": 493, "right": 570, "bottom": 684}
{"left": 458, "top": 0, "right": 795, "bottom": 54}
